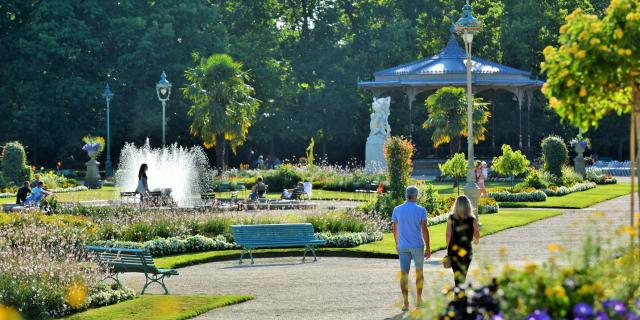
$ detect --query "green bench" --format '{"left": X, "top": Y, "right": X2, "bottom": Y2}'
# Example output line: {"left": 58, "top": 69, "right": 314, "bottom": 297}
{"left": 231, "top": 223, "right": 326, "bottom": 264}
{"left": 85, "top": 245, "right": 179, "bottom": 294}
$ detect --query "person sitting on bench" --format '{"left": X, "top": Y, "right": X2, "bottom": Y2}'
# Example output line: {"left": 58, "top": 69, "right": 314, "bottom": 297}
{"left": 25, "top": 181, "right": 51, "bottom": 206}
{"left": 249, "top": 177, "right": 267, "bottom": 200}
{"left": 16, "top": 181, "right": 31, "bottom": 205}
{"left": 281, "top": 182, "right": 305, "bottom": 200}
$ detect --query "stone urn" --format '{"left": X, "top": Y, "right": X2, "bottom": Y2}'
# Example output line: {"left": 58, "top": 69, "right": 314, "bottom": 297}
{"left": 574, "top": 143, "right": 586, "bottom": 158}
{"left": 83, "top": 144, "right": 103, "bottom": 189}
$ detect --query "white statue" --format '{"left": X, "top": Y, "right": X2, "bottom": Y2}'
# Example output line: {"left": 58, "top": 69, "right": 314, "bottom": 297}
{"left": 369, "top": 97, "right": 391, "bottom": 137}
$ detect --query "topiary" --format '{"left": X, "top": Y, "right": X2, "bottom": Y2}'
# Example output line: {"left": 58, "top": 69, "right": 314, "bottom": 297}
{"left": 384, "top": 136, "right": 413, "bottom": 199}
{"left": 541, "top": 135, "right": 568, "bottom": 177}
{"left": 1, "top": 141, "right": 32, "bottom": 185}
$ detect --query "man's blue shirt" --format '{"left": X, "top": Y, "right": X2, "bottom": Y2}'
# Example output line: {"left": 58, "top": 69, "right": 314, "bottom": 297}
{"left": 391, "top": 201, "right": 427, "bottom": 249}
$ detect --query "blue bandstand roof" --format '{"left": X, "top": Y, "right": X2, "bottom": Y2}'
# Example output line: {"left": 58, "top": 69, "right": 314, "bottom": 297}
{"left": 358, "top": 31, "right": 543, "bottom": 93}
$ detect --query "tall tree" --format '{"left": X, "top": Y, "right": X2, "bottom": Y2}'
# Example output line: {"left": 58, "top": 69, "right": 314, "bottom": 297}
{"left": 182, "top": 53, "right": 261, "bottom": 171}
{"left": 422, "top": 87, "right": 491, "bottom": 156}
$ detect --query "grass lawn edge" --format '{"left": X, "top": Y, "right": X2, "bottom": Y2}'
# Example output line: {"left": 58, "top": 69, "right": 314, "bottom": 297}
{"left": 63, "top": 294, "right": 254, "bottom": 320}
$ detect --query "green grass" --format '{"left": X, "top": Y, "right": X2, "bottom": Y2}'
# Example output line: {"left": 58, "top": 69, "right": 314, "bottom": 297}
{"left": 154, "top": 208, "right": 561, "bottom": 269}
{"left": 500, "top": 183, "right": 631, "bottom": 208}
{"left": 63, "top": 295, "right": 253, "bottom": 320}
{"left": 0, "top": 186, "right": 119, "bottom": 204}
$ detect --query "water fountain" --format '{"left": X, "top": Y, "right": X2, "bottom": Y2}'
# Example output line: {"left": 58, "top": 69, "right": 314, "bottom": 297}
{"left": 115, "top": 139, "right": 213, "bottom": 206}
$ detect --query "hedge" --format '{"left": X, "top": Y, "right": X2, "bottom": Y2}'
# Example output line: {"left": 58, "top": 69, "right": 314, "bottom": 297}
{"left": 488, "top": 190, "right": 548, "bottom": 202}
{"left": 90, "top": 231, "right": 383, "bottom": 257}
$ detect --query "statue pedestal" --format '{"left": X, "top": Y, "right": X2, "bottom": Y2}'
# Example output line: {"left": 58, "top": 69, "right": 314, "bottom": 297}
{"left": 365, "top": 135, "right": 387, "bottom": 172}
{"left": 574, "top": 156, "right": 586, "bottom": 177}
{"left": 84, "top": 151, "right": 103, "bottom": 189}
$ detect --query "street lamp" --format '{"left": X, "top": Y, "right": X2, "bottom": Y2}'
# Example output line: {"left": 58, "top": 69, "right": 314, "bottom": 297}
{"left": 156, "top": 71, "right": 172, "bottom": 146}
{"left": 455, "top": 0, "right": 482, "bottom": 215}
{"left": 102, "top": 82, "right": 114, "bottom": 177}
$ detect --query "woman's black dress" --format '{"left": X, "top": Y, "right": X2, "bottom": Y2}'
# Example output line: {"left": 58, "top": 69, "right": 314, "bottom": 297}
{"left": 448, "top": 216, "right": 475, "bottom": 286}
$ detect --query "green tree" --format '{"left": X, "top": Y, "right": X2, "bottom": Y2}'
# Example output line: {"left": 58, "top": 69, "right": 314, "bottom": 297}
{"left": 492, "top": 144, "right": 530, "bottom": 191}
{"left": 1, "top": 141, "right": 33, "bottom": 185}
{"left": 422, "top": 87, "right": 491, "bottom": 156}
{"left": 182, "top": 53, "right": 261, "bottom": 171}
{"left": 438, "top": 152, "right": 467, "bottom": 195}
{"left": 384, "top": 136, "right": 414, "bottom": 199}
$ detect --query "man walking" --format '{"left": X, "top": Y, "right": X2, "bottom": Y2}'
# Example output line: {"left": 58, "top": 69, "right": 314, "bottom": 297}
{"left": 392, "top": 186, "right": 431, "bottom": 311}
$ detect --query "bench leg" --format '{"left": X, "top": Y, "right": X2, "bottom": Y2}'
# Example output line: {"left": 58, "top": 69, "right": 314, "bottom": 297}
{"left": 239, "top": 248, "right": 254, "bottom": 265}
{"left": 107, "top": 273, "right": 122, "bottom": 288}
{"left": 302, "top": 246, "right": 308, "bottom": 263}
{"left": 142, "top": 273, "right": 169, "bottom": 295}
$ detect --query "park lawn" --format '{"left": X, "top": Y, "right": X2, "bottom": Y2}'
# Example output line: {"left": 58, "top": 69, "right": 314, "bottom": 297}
{"left": 63, "top": 295, "right": 253, "bottom": 320}
{"left": 0, "top": 186, "right": 119, "bottom": 204}
{"left": 499, "top": 183, "right": 631, "bottom": 209}
{"left": 154, "top": 208, "right": 561, "bottom": 269}
{"left": 427, "top": 181, "right": 511, "bottom": 195}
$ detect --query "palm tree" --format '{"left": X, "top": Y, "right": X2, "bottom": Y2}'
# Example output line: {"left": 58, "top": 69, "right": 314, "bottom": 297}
{"left": 182, "top": 53, "right": 261, "bottom": 171}
{"left": 422, "top": 87, "right": 490, "bottom": 157}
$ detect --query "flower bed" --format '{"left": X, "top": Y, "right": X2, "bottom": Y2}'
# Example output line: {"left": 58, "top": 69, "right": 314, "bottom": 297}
{"left": 90, "top": 231, "right": 384, "bottom": 257}
{"left": 543, "top": 181, "right": 596, "bottom": 196}
{"left": 488, "top": 190, "right": 548, "bottom": 202}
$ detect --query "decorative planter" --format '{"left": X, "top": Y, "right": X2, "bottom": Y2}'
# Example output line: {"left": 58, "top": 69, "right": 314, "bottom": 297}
{"left": 574, "top": 143, "right": 586, "bottom": 158}
{"left": 84, "top": 150, "right": 102, "bottom": 189}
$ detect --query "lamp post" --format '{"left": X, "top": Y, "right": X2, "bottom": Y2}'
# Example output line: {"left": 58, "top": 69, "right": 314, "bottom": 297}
{"left": 455, "top": 0, "right": 482, "bottom": 215}
{"left": 102, "top": 82, "right": 114, "bottom": 177}
{"left": 156, "top": 71, "right": 172, "bottom": 146}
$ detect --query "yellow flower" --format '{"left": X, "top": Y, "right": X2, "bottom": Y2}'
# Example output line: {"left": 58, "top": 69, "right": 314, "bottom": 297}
{"left": 544, "top": 287, "right": 554, "bottom": 297}
{"left": 65, "top": 282, "right": 88, "bottom": 308}
{"left": 542, "top": 83, "right": 550, "bottom": 95}
{"left": 549, "top": 97, "right": 560, "bottom": 107}
{"left": 578, "top": 284, "right": 593, "bottom": 295}
{"left": 543, "top": 45, "right": 555, "bottom": 57}
{"left": 576, "top": 50, "right": 586, "bottom": 59}
{"left": 590, "top": 38, "right": 601, "bottom": 45}
{"left": 615, "top": 28, "right": 624, "bottom": 39}
{"left": 625, "top": 49, "right": 633, "bottom": 56}
{"left": 621, "top": 226, "right": 637, "bottom": 236}
{"left": 599, "top": 45, "right": 610, "bottom": 52}
{"left": 524, "top": 262, "right": 538, "bottom": 273}
{"left": 628, "top": 13, "right": 640, "bottom": 21}
{"left": 579, "top": 86, "right": 587, "bottom": 97}
{"left": 547, "top": 243, "right": 562, "bottom": 253}
{"left": 554, "top": 286, "right": 567, "bottom": 297}
{"left": 566, "top": 79, "right": 575, "bottom": 87}
{"left": 0, "top": 305, "right": 22, "bottom": 320}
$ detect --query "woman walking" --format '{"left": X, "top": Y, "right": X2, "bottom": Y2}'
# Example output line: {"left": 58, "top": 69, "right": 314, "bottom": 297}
{"left": 136, "top": 163, "right": 150, "bottom": 201}
{"left": 446, "top": 195, "right": 480, "bottom": 287}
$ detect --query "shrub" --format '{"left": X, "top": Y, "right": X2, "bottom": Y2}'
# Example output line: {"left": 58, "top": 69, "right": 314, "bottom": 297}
{"left": 416, "top": 184, "right": 449, "bottom": 217}
{"left": 488, "top": 190, "right": 547, "bottom": 202}
{"left": 1, "top": 141, "right": 32, "bottom": 185}
{"left": 541, "top": 135, "right": 569, "bottom": 177}
{"left": 478, "top": 197, "right": 499, "bottom": 214}
{"left": 384, "top": 136, "right": 413, "bottom": 199}
{"left": 492, "top": 144, "right": 530, "bottom": 191}
{"left": 361, "top": 193, "right": 403, "bottom": 222}
{"left": 561, "top": 165, "right": 584, "bottom": 186}
{"left": 316, "top": 231, "right": 383, "bottom": 247}
{"left": 438, "top": 153, "right": 467, "bottom": 195}
{"left": 262, "top": 164, "right": 303, "bottom": 191}
{"left": 522, "top": 167, "right": 548, "bottom": 189}
{"left": 585, "top": 167, "right": 618, "bottom": 184}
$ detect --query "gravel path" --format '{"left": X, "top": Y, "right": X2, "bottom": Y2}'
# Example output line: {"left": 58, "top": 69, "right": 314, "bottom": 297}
{"left": 121, "top": 195, "right": 632, "bottom": 320}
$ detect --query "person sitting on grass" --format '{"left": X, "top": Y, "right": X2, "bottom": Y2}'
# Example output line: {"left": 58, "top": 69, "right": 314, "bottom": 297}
{"left": 25, "top": 181, "right": 51, "bottom": 206}
{"left": 249, "top": 177, "right": 267, "bottom": 200}
{"left": 16, "top": 181, "right": 31, "bottom": 205}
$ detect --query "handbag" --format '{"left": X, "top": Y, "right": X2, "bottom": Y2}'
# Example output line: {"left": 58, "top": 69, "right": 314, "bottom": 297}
{"left": 441, "top": 217, "right": 453, "bottom": 269}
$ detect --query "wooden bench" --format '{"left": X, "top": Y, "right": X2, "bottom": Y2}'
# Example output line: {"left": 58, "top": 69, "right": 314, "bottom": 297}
{"left": 85, "top": 245, "right": 179, "bottom": 294}
{"left": 201, "top": 193, "right": 216, "bottom": 200}
{"left": 231, "top": 223, "right": 326, "bottom": 264}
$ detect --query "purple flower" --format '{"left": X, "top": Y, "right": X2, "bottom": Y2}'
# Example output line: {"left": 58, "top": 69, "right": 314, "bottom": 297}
{"left": 603, "top": 300, "right": 627, "bottom": 315}
{"left": 491, "top": 314, "right": 504, "bottom": 320}
{"left": 594, "top": 311, "right": 610, "bottom": 320}
{"left": 626, "top": 312, "right": 640, "bottom": 320}
{"left": 573, "top": 303, "right": 593, "bottom": 317}
{"left": 526, "top": 310, "right": 551, "bottom": 320}
{"left": 82, "top": 143, "right": 101, "bottom": 152}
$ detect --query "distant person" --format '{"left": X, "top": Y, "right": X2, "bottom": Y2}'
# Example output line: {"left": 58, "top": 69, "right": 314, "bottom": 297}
{"left": 271, "top": 156, "right": 281, "bottom": 168}
{"left": 475, "top": 161, "right": 487, "bottom": 197}
{"left": 281, "top": 182, "right": 304, "bottom": 200}
{"left": 136, "top": 163, "right": 150, "bottom": 200}
{"left": 392, "top": 186, "right": 431, "bottom": 311}
{"left": 25, "top": 181, "right": 50, "bottom": 206}
{"left": 31, "top": 173, "right": 42, "bottom": 188}
{"left": 255, "top": 155, "right": 264, "bottom": 169}
{"left": 445, "top": 195, "right": 480, "bottom": 287}
{"left": 249, "top": 177, "right": 267, "bottom": 200}
{"left": 16, "top": 181, "right": 31, "bottom": 205}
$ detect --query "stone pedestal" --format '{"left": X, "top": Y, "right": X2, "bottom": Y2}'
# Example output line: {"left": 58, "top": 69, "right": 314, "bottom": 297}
{"left": 365, "top": 135, "right": 387, "bottom": 172}
{"left": 574, "top": 157, "right": 586, "bottom": 177}
{"left": 84, "top": 151, "right": 103, "bottom": 189}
